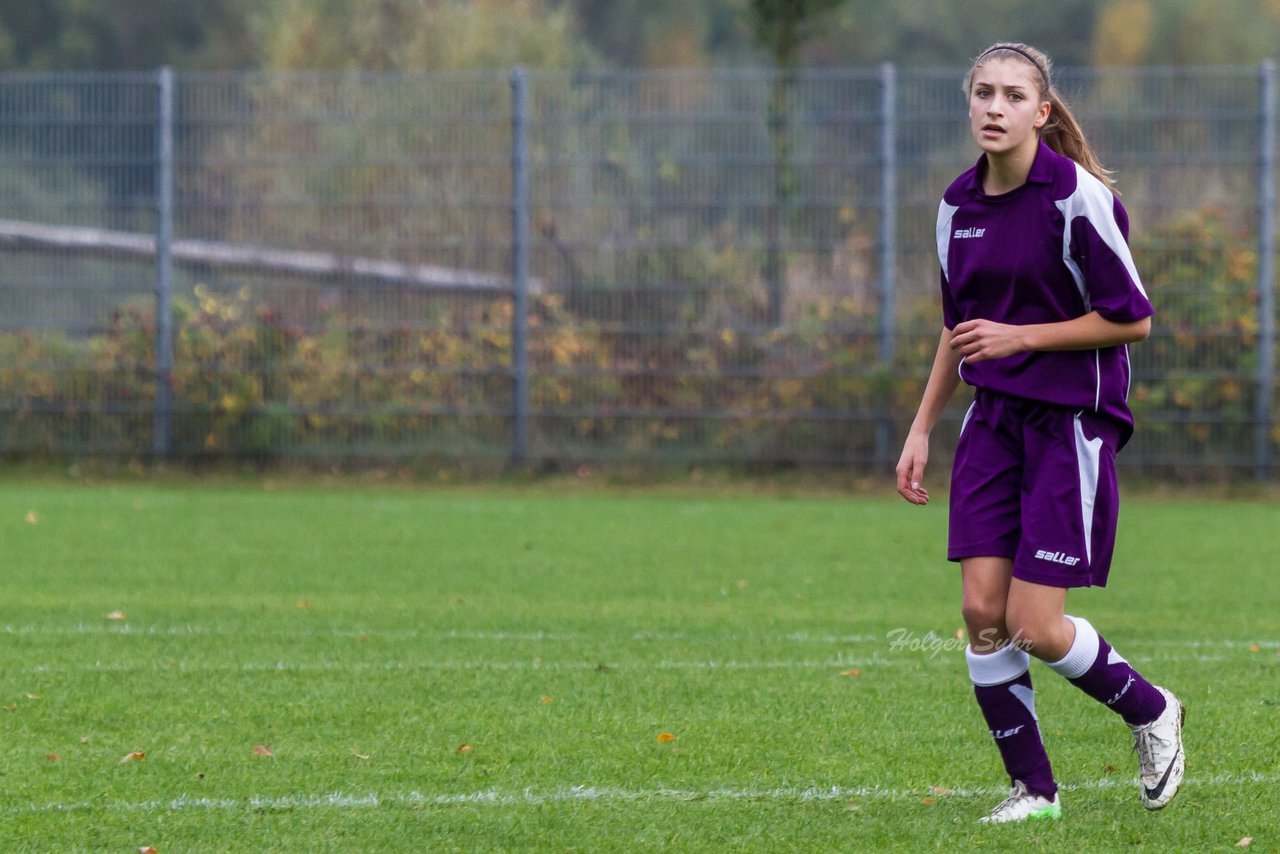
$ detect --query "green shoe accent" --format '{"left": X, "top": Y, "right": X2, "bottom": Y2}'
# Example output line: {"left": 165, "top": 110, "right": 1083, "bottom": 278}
{"left": 1028, "top": 802, "right": 1062, "bottom": 820}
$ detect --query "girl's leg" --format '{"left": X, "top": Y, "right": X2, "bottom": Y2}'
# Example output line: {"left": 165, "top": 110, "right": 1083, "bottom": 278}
{"left": 1005, "top": 577, "right": 1185, "bottom": 810}
{"left": 1005, "top": 578, "right": 1165, "bottom": 725}
{"left": 961, "top": 557, "right": 1057, "bottom": 802}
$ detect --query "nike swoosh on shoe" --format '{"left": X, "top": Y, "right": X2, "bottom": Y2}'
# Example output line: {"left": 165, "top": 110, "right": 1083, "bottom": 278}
{"left": 1144, "top": 748, "right": 1181, "bottom": 802}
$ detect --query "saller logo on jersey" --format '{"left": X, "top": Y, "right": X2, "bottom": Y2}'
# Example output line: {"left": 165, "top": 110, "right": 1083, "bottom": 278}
{"left": 1035, "top": 550, "right": 1080, "bottom": 566}
{"left": 953, "top": 227, "right": 986, "bottom": 239}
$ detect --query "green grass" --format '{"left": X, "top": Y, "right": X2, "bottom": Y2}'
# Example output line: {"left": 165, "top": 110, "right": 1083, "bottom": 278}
{"left": 0, "top": 479, "right": 1276, "bottom": 851}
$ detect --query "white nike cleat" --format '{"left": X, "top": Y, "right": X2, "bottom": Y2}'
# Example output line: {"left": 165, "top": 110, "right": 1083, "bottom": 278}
{"left": 978, "top": 779, "right": 1062, "bottom": 823}
{"left": 1130, "top": 686, "right": 1186, "bottom": 810}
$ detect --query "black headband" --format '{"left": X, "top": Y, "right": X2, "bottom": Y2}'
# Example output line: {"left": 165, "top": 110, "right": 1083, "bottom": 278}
{"left": 978, "top": 45, "right": 1049, "bottom": 85}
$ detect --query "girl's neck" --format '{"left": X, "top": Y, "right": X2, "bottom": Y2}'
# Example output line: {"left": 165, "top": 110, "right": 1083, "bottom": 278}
{"left": 983, "top": 140, "right": 1040, "bottom": 195}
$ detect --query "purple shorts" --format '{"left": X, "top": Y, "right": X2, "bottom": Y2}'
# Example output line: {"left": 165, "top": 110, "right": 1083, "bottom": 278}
{"left": 948, "top": 389, "right": 1123, "bottom": 588}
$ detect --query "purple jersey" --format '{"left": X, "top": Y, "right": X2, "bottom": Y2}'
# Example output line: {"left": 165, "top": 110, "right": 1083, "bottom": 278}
{"left": 937, "top": 141, "right": 1153, "bottom": 444}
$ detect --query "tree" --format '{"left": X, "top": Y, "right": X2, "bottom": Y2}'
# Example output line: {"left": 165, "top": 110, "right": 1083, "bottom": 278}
{"left": 246, "top": 0, "right": 595, "bottom": 71}
{"left": 748, "top": 0, "right": 849, "bottom": 325}
{"left": 571, "top": 0, "right": 749, "bottom": 68}
{"left": 0, "top": 0, "right": 255, "bottom": 70}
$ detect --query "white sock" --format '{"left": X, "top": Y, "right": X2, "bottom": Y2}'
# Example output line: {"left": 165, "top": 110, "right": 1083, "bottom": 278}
{"left": 966, "top": 641, "right": 1031, "bottom": 686}
{"left": 1045, "top": 615, "right": 1100, "bottom": 679}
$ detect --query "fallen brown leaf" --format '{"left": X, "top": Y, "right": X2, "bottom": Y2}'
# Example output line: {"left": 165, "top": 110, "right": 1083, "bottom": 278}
{"left": 105, "top": 611, "right": 127, "bottom": 621}
{"left": 46, "top": 753, "right": 60, "bottom": 762}
{"left": 351, "top": 749, "right": 370, "bottom": 760}
{"left": 840, "top": 668, "right": 862, "bottom": 678}
{"left": 119, "top": 751, "right": 146, "bottom": 763}
{"left": 1248, "top": 644, "right": 1261, "bottom": 654}
{"left": 922, "top": 796, "right": 937, "bottom": 806}
{"left": 1105, "top": 764, "right": 1117, "bottom": 774}
{"left": 456, "top": 743, "right": 474, "bottom": 754}
{"left": 656, "top": 732, "right": 677, "bottom": 743}
{"left": 139, "top": 847, "right": 159, "bottom": 854}
{"left": 24, "top": 510, "right": 37, "bottom": 525}
{"left": 252, "top": 744, "right": 274, "bottom": 757}
{"left": 25, "top": 692, "right": 42, "bottom": 701}
{"left": 930, "top": 786, "right": 951, "bottom": 795}
{"left": 540, "top": 696, "right": 554, "bottom": 703}
{"left": 296, "top": 600, "right": 312, "bottom": 610}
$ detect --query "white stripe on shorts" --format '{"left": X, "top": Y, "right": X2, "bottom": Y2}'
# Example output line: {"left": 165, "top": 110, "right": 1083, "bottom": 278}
{"left": 959, "top": 401, "right": 976, "bottom": 438}
{"left": 1073, "top": 413, "right": 1103, "bottom": 566}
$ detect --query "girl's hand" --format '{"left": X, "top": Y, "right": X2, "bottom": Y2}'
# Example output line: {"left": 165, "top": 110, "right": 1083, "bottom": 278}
{"left": 949, "top": 318, "right": 1027, "bottom": 362}
{"left": 896, "top": 432, "right": 931, "bottom": 505}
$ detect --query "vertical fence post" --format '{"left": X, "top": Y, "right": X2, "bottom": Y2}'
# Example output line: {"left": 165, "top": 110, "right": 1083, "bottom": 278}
{"left": 510, "top": 67, "right": 531, "bottom": 465}
{"left": 154, "top": 66, "right": 175, "bottom": 459}
{"left": 1257, "top": 60, "right": 1277, "bottom": 482}
{"left": 875, "top": 63, "right": 898, "bottom": 472}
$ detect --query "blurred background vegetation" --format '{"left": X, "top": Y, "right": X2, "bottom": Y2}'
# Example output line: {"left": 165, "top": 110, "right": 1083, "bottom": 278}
{"left": 0, "top": 1, "right": 1274, "bottom": 471}
{"left": 2, "top": 0, "right": 1279, "bottom": 74}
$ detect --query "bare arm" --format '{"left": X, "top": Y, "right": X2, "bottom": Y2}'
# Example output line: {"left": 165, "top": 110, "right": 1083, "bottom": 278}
{"left": 950, "top": 312, "right": 1151, "bottom": 363}
{"left": 896, "top": 327, "right": 963, "bottom": 505}
{"left": 896, "top": 312, "right": 1149, "bottom": 505}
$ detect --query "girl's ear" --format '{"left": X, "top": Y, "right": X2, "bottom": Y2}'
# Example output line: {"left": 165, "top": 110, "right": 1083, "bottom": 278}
{"left": 1034, "top": 100, "right": 1051, "bottom": 129}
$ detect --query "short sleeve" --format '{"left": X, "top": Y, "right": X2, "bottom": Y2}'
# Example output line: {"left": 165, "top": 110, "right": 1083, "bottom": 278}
{"left": 1068, "top": 184, "right": 1153, "bottom": 323}
{"left": 940, "top": 267, "right": 960, "bottom": 330}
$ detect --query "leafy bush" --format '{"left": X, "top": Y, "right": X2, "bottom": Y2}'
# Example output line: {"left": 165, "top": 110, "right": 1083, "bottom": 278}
{"left": 1128, "top": 208, "right": 1270, "bottom": 466}
{"left": 2, "top": 206, "right": 1275, "bottom": 471}
{"left": 0, "top": 280, "right": 894, "bottom": 461}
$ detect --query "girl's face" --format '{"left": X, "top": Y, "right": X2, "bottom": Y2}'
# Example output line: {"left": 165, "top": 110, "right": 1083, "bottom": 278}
{"left": 968, "top": 58, "right": 1050, "bottom": 160}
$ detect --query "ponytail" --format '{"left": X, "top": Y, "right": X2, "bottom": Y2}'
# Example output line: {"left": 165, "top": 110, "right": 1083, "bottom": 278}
{"left": 1043, "top": 87, "right": 1117, "bottom": 193}
{"left": 967, "top": 43, "right": 1117, "bottom": 194}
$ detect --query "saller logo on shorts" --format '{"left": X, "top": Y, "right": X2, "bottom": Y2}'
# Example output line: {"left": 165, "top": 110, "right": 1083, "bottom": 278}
{"left": 1035, "top": 549, "right": 1081, "bottom": 566}
{"left": 953, "top": 227, "right": 986, "bottom": 239}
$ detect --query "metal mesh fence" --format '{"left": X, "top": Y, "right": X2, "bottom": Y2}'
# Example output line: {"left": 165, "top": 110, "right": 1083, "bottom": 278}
{"left": 525, "top": 69, "right": 887, "bottom": 462}
{"left": 0, "top": 73, "right": 158, "bottom": 452}
{"left": 163, "top": 72, "right": 519, "bottom": 458}
{"left": 0, "top": 66, "right": 1276, "bottom": 477}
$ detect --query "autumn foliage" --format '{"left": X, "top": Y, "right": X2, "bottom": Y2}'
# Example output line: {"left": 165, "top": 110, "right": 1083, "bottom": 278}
{"left": 0, "top": 206, "right": 1273, "bottom": 469}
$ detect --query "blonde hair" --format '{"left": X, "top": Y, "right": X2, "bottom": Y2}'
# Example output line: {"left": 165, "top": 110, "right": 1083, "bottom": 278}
{"left": 965, "top": 42, "right": 1117, "bottom": 193}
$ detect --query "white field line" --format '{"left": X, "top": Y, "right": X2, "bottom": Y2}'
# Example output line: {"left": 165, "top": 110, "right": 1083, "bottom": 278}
{"left": 0, "top": 625, "right": 585, "bottom": 642}
{"left": 3, "top": 624, "right": 1277, "bottom": 650}
{"left": 9, "top": 771, "right": 1277, "bottom": 817}
{"left": 18, "top": 650, "right": 1262, "bottom": 676}
{"left": 24, "top": 657, "right": 898, "bottom": 675}
{"left": 0, "top": 625, "right": 885, "bottom": 644}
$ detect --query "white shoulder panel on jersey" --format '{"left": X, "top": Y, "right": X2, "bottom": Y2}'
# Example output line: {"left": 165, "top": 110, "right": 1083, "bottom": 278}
{"left": 1055, "top": 164, "right": 1149, "bottom": 308}
{"left": 936, "top": 200, "right": 959, "bottom": 281}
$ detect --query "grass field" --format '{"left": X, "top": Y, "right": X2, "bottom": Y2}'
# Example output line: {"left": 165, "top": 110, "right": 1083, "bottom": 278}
{"left": 0, "top": 478, "right": 1276, "bottom": 851}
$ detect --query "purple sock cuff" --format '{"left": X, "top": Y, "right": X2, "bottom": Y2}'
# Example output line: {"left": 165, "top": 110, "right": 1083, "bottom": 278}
{"left": 1046, "top": 615, "right": 1099, "bottom": 679}
{"left": 966, "top": 642, "right": 1031, "bottom": 686}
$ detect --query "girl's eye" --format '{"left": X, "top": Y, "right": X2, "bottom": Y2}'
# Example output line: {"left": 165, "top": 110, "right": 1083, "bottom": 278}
{"left": 1009, "top": 93, "right": 1022, "bottom": 101}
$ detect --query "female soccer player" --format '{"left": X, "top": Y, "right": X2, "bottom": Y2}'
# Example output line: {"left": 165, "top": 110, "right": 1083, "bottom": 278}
{"left": 895, "top": 42, "right": 1185, "bottom": 823}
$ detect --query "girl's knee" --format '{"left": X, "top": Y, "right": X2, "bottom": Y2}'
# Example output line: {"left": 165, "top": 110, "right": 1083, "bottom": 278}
{"left": 961, "top": 596, "right": 1006, "bottom": 635}
{"left": 1005, "top": 612, "right": 1071, "bottom": 660}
